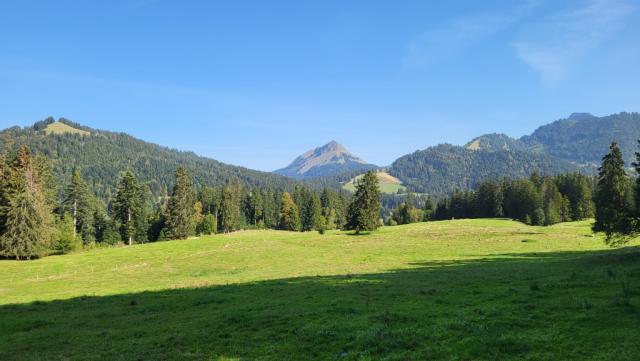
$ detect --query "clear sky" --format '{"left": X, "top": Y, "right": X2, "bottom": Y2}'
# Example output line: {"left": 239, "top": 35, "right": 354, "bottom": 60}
{"left": 1, "top": 0, "right": 639, "bottom": 171}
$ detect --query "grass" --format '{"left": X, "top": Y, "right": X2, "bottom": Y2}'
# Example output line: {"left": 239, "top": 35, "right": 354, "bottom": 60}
{"left": 44, "top": 122, "right": 90, "bottom": 136}
{"left": 1, "top": 219, "right": 639, "bottom": 360}
{"left": 343, "top": 171, "right": 406, "bottom": 194}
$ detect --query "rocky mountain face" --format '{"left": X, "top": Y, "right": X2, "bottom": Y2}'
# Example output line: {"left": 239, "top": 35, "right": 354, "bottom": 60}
{"left": 274, "top": 141, "right": 377, "bottom": 179}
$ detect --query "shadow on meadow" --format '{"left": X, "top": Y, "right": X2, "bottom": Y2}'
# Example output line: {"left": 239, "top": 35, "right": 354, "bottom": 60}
{"left": 1, "top": 246, "right": 639, "bottom": 361}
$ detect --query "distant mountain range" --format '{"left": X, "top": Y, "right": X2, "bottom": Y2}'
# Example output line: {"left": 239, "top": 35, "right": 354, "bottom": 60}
{"left": 1, "top": 111, "right": 638, "bottom": 200}
{"left": 274, "top": 141, "right": 377, "bottom": 179}
{"left": 466, "top": 112, "right": 640, "bottom": 166}
{"left": 388, "top": 112, "right": 639, "bottom": 195}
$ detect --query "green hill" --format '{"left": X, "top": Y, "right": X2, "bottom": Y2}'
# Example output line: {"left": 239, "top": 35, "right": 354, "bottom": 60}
{"left": 0, "top": 118, "right": 295, "bottom": 200}
{"left": 390, "top": 144, "right": 582, "bottom": 196}
{"left": 521, "top": 112, "right": 640, "bottom": 165}
{"left": 1, "top": 219, "right": 638, "bottom": 360}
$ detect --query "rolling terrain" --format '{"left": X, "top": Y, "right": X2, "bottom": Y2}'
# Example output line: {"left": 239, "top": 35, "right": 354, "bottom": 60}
{"left": 1, "top": 219, "right": 639, "bottom": 360}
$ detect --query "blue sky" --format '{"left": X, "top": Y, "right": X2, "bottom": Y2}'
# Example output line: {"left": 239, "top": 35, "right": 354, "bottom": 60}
{"left": 1, "top": 0, "right": 639, "bottom": 171}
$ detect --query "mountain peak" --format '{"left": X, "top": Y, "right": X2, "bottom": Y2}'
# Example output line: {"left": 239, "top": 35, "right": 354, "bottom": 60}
{"left": 275, "top": 141, "right": 377, "bottom": 179}
{"left": 568, "top": 112, "right": 595, "bottom": 121}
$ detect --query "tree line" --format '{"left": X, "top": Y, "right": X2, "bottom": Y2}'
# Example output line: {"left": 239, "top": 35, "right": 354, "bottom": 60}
{"left": 592, "top": 141, "right": 640, "bottom": 245}
{"left": 0, "top": 148, "right": 383, "bottom": 259}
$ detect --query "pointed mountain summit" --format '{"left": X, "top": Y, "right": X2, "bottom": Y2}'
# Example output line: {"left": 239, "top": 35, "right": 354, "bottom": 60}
{"left": 274, "top": 141, "right": 377, "bottom": 179}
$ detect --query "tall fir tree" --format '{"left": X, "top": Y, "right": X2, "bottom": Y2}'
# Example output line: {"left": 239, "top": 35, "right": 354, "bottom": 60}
{"left": 165, "top": 167, "right": 197, "bottom": 239}
{"left": 301, "top": 190, "right": 323, "bottom": 231}
{"left": 0, "top": 146, "right": 55, "bottom": 259}
{"left": 346, "top": 171, "right": 381, "bottom": 234}
{"left": 219, "top": 183, "right": 243, "bottom": 233}
{"left": 593, "top": 142, "right": 633, "bottom": 244}
{"left": 113, "top": 171, "right": 146, "bottom": 245}
{"left": 62, "top": 170, "right": 96, "bottom": 245}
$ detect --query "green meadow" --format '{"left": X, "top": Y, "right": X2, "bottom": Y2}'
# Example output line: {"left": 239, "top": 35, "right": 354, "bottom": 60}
{"left": 1, "top": 219, "right": 639, "bottom": 360}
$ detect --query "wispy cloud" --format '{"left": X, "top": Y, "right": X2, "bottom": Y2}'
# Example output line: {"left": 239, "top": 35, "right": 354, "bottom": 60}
{"left": 403, "top": 1, "right": 540, "bottom": 68}
{"left": 514, "top": 0, "right": 637, "bottom": 83}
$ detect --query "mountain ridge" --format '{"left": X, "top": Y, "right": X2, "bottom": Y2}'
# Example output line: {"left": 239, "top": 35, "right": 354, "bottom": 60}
{"left": 274, "top": 141, "right": 378, "bottom": 179}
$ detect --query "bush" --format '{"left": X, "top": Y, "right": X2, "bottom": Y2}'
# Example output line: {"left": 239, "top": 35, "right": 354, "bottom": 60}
{"left": 101, "top": 225, "right": 122, "bottom": 246}
{"left": 196, "top": 214, "right": 217, "bottom": 235}
{"left": 52, "top": 214, "right": 82, "bottom": 253}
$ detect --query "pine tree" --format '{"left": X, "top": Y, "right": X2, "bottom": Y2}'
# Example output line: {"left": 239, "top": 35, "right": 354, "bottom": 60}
{"left": 279, "top": 192, "right": 301, "bottom": 231}
{"left": 301, "top": 191, "right": 322, "bottom": 231}
{"left": 346, "top": 171, "right": 381, "bottom": 234}
{"left": 219, "top": 183, "right": 243, "bottom": 233}
{"left": 113, "top": 171, "right": 145, "bottom": 245}
{"left": 0, "top": 146, "right": 55, "bottom": 259}
{"left": 62, "top": 170, "right": 96, "bottom": 245}
{"left": 165, "top": 167, "right": 197, "bottom": 239}
{"left": 593, "top": 142, "right": 633, "bottom": 244}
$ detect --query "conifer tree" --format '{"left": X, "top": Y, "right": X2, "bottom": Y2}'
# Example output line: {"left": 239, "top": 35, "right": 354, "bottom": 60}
{"left": 346, "top": 171, "right": 381, "bottom": 234}
{"left": 113, "top": 171, "right": 146, "bottom": 245}
{"left": 279, "top": 192, "right": 301, "bottom": 231}
{"left": 165, "top": 167, "right": 197, "bottom": 239}
{"left": 63, "top": 170, "right": 96, "bottom": 245}
{"left": 301, "top": 191, "right": 322, "bottom": 231}
{"left": 0, "top": 146, "right": 54, "bottom": 259}
{"left": 593, "top": 142, "right": 633, "bottom": 244}
{"left": 219, "top": 183, "right": 243, "bottom": 233}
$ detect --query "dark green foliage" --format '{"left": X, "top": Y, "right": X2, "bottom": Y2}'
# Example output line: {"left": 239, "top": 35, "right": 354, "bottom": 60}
{"left": 52, "top": 213, "right": 82, "bottom": 253}
{"left": 392, "top": 193, "right": 423, "bottom": 225}
{"left": 300, "top": 190, "right": 323, "bottom": 231}
{"left": 219, "top": 183, "right": 243, "bottom": 233}
{"left": 593, "top": 142, "right": 634, "bottom": 244}
{"left": 433, "top": 173, "right": 594, "bottom": 226}
{"left": 278, "top": 192, "right": 301, "bottom": 231}
{"left": 474, "top": 181, "right": 504, "bottom": 218}
{"left": 390, "top": 144, "right": 579, "bottom": 197}
{"left": 62, "top": 170, "right": 98, "bottom": 245}
{"left": 113, "top": 171, "right": 148, "bottom": 245}
{"left": 197, "top": 214, "right": 217, "bottom": 236}
{"left": 522, "top": 112, "right": 640, "bottom": 166}
{"left": 164, "top": 167, "right": 197, "bottom": 239}
{"left": 346, "top": 171, "right": 381, "bottom": 233}
{"left": 0, "top": 118, "right": 295, "bottom": 202}
{"left": 0, "top": 146, "right": 55, "bottom": 259}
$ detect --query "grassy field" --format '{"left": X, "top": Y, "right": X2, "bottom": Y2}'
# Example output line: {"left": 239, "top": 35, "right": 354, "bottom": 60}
{"left": 343, "top": 171, "right": 406, "bottom": 194}
{"left": 43, "top": 122, "right": 90, "bottom": 136}
{"left": 1, "top": 219, "right": 639, "bottom": 360}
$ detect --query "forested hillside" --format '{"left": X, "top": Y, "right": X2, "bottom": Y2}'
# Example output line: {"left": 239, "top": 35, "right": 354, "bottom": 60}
{"left": 521, "top": 112, "right": 640, "bottom": 165}
{"left": 390, "top": 144, "right": 581, "bottom": 195}
{"left": 0, "top": 118, "right": 295, "bottom": 200}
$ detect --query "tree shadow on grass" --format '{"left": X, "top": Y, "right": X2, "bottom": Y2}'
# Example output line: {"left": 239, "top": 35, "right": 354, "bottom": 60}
{"left": 1, "top": 246, "right": 639, "bottom": 361}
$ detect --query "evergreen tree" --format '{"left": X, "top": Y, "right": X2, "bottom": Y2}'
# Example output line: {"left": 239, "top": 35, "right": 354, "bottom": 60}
{"left": 113, "top": 171, "right": 146, "bottom": 245}
{"left": 593, "top": 142, "right": 633, "bottom": 244}
{"left": 474, "top": 181, "right": 504, "bottom": 218}
{"left": 301, "top": 191, "right": 323, "bottom": 231}
{"left": 0, "top": 146, "right": 55, "bottom": 259}
{"left": 346, "top": 171, "right": 381, "bottom": 234}
{"left": 219, "top": 183, "right": 243, "bottom": 233}
{"left": 165, "top": 167, "right": 197, "bottom": 239}
{"left": 62, "top": 170, "right": 96, "bottom": 245}
{"left": 278, "top": 192, "right": 300, "bottom": 231}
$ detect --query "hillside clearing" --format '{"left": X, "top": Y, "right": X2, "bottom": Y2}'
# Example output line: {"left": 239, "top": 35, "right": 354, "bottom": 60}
{"left": 343, "top": 171, "right": 406, "bottom": 194}
{"left": 43, "top": 122, "right": 90, "bottom": 136}
{"left": 1, "top": 219, "right": 639, "bottom": 360}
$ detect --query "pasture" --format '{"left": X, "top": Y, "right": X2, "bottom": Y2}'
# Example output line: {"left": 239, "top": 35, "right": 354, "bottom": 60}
{"left": 1, "top": 219, "right": 639, "bottom": 360}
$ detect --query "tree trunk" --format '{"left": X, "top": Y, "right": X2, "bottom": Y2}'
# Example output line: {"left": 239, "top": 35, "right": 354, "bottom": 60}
{"left": 73, "top": 199, "right": 77, "bottom": 240}
{"left": 127, "top": 207, "right": 132, "bottom": 246}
